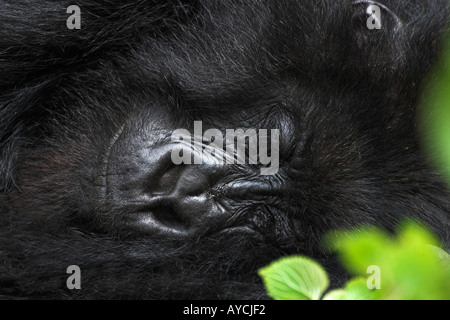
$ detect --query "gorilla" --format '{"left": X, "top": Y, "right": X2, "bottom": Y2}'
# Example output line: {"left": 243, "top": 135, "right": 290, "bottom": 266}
{"left": 0, "top": 0, "right": 449, "bottom": 299}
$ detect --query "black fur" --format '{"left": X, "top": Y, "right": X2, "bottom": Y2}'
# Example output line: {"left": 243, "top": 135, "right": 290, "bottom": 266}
{"left": 0, "top": 0, "right": 449, "bottom": 299}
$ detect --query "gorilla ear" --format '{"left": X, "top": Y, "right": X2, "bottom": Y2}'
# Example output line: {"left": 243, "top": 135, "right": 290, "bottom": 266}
{"left": 349, "top": 0, "right": 406, "bottom": 74}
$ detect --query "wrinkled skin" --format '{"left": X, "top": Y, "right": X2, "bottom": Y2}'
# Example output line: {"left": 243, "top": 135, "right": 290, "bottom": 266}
{"left": 0, "top": 0, "right": 449, "bottom": 299}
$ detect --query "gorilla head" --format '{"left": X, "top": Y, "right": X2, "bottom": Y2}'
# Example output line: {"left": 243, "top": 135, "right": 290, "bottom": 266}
{"left": 0, "top": 0, "right": 449, "bottom": 299}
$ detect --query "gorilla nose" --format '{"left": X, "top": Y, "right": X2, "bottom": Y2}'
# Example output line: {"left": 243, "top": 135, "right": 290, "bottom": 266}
{"left": 134, "top": 165, "right": 230, "bottom": 237}
{"left": 104, "top": 143, "right": 231, "bottom": 238}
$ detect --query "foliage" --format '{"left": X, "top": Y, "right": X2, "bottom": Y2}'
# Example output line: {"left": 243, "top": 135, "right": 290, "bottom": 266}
{"left": 258, "top": 221, "right": 450, "bottom": 300}
{"left": 420, "top": 30, "right": 450, "bottom": 183}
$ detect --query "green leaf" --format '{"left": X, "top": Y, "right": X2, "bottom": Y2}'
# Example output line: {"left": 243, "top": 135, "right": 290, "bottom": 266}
{"left": 259, "top": 221, "right": 450, "bottom": 300}
{"left": 428, "top": 245, "right": 450, "bottom": 261}
{"left": 420, "top": 31, "right": 450, "bottom": 183}
{"left": 322, "top": 289, "right": 346, "bottom": 300}
{"left": 327, "top": 221, "right": 450, "bottom": 300}
{"left": 323, "top": 278, "right": 383, "bottom": 300}
{"left": 343, "top": 278, "right": 383, "bottom": 300}
{"left": 325, "top": 226, "right": 393, "bottom": 276}
{"left": 258, "top": 256, "right": 329, "bottom": 300}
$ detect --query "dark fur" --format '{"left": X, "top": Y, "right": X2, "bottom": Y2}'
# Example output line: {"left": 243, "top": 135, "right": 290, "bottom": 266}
{"left": 0, "top": 0, "right": 449, "bottom": 299}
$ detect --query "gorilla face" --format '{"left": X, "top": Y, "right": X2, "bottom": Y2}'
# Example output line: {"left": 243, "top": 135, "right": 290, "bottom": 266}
{"left": 0, "top": 0, "right": 449, "bottom": 299}
{"left": 99, "top": 110, "right": 290, "bottom": 239}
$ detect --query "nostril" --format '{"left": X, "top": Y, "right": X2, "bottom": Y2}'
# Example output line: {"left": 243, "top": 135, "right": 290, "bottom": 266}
{"left": 151, "top": 205, "right": 190, "bottom": 232}
{"left": 105, "top": 137, "right": 231, "bottom": 238}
